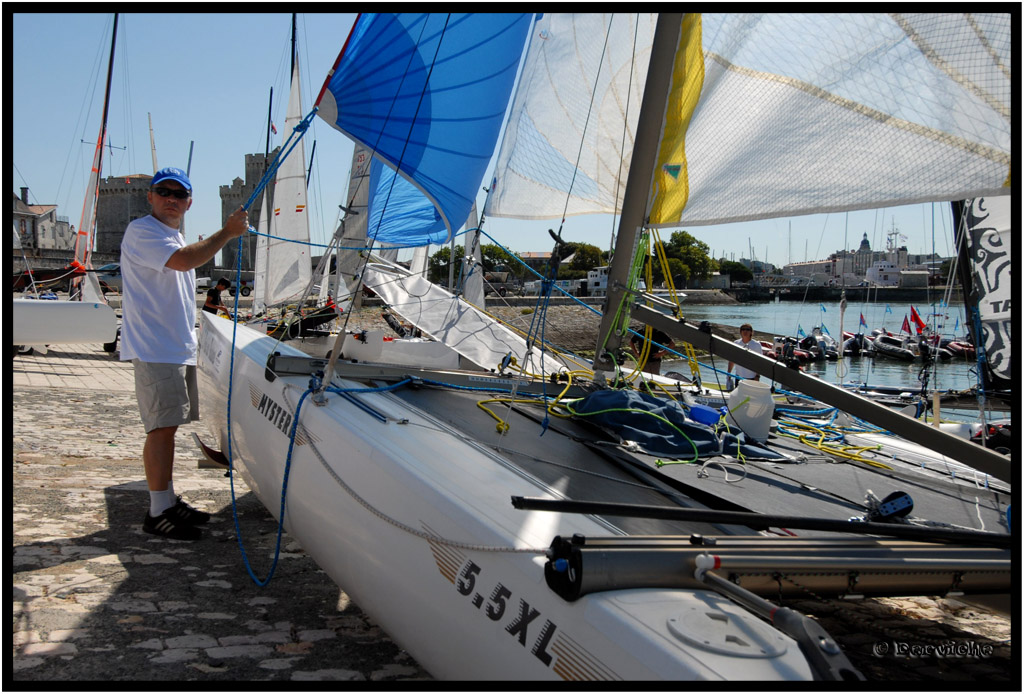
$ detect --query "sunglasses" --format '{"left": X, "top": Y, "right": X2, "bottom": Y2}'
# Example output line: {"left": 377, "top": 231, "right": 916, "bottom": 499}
{"left": 152, "top": 186, "right": 190, "bottom": 199}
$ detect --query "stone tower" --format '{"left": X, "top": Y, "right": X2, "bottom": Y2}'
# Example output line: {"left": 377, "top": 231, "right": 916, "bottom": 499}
{"left": 96, "top": 174, "right": 153, "bottom": 254}
{"left": 219, "top": 150, "right": 278, "bottom": 271}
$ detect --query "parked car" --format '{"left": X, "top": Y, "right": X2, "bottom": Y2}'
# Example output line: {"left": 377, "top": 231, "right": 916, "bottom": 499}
{"left": 12, "top": 266, "right": 85, "bottom": 292}
{"left": 96, "top": 263, "right": 122, "bottom": 293}
{"left": 227, "top": 278, "right": 252, "bottom": 297}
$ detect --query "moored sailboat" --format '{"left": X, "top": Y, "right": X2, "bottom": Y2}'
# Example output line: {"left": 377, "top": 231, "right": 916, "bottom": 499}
{"left": 198, "top": 13, "right": 1011, "bottom": 681}
{"left": 13, "top": 14, "right": 119, "bottom": 352}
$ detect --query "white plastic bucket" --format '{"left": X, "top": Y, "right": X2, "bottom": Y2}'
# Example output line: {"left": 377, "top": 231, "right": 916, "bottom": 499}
{"left": 725, "top": 379, "right": 775, "bottom": 442}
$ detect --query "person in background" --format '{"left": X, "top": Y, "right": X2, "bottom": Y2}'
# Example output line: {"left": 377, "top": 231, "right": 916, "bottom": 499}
{"left": 202, "top": 277, "right": 232, "bottom": 317}
{"left": 629, "top": 327, "right": 675, "bottom": 376}
{"left": 119, "top": 167, "right": 249, "bottom": 541}
{"left": 726, "top": 323, "right": 764, "bottom": 389}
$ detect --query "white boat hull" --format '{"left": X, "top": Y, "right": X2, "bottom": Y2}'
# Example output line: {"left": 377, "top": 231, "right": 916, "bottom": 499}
{"left": 341, "top": 330, "right": 462, "bottom": 368}
{"left": 197, "top": 314, "right": 813, "bottom": 680}
{"left": 12, "top": 299, "right": 118, "bottom": 346}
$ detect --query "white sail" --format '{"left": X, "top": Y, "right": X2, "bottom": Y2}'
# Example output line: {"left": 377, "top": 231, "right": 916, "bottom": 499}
{"left": 332, "top": 141, "right": 373, "bottom": 315}
{"left": 362, "top": 261, "right": 570, "bottom": 375}
{"left": 486, "top": 14, "right": 1011, "bottom": 227}
{"left": 410, "top": 245, "right": 429, "bottom": 278}
{"left": 252, "top": 188, "right": 270, "bottom": 314}
{"left": 263, "top": 60, "right": 312, "bottom": 307}
{"left": 72, "top": 126, "right": 110, "bottom": 305}
{"left": 484, "top": 14, "right": 656, "bottom": 219}
{"left": 377, "top": 246, "right": 400, "bottom": 263}
{"left": 462, "top": 202, "right": 485, "bottom": 306}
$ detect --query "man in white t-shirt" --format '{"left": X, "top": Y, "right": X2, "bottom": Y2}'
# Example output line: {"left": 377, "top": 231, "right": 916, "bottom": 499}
{"left": 726, "top": 323, "right": 764, "bottom": 390}
{"left": 120, "top": 167, "right": 248, "bottom": 540}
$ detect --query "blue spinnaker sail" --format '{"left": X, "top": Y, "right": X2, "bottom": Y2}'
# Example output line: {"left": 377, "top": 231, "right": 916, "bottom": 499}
{"left": 367, "top": 158, "right": 446, "bottom": 245}
{"left": 316, "top": 13, "right": 533, "bottom": 245}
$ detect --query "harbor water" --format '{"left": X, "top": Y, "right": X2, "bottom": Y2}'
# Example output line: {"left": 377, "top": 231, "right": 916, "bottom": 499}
{"left": 669, "top": 298, "right": 981, "bottom": 397}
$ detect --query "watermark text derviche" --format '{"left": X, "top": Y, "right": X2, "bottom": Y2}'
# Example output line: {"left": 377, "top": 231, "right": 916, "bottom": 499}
{"left": 872, "top": 640, "right": 994, "bottom": 658}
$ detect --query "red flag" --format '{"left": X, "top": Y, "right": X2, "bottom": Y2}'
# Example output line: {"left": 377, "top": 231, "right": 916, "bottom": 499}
{"left": 910, "top": 306, "right": 927, "bottom": 334}
{"left": 900, "top": 316, "right": 912, "bottom": 335}
{"left": 271, "top": 121, "right": 278, "bottom": 134}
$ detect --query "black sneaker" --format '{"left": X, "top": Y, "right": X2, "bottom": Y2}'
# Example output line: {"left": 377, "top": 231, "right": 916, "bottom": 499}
{"left": 143, "top": 509, "right": 202, "bottom": 541}
{"left": 165, "top": 496, "right": 211, "bottom": 526}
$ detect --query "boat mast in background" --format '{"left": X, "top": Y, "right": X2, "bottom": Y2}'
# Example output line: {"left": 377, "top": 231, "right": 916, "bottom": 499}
{"left": 70, "top": 12, "right": 118, "bottom": 304}
{"left": 148, "top": 112, "right": 158, "bottom": 174}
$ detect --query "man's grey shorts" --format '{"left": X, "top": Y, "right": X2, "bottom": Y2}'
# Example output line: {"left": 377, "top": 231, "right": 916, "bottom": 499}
{"left": 132, "top": 360, "right": 200, "bottom": 433}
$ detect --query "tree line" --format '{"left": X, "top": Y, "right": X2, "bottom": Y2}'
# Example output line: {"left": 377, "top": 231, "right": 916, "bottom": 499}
{"left": 427, "top": 231, "right": 759, "bottom": 288}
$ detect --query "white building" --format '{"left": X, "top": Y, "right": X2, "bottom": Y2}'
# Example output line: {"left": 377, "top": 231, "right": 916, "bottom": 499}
{"left": 13, "top": 190, "right": 74, "bottom": 251}
{"left": 865, "top": 260, "right": 901, "bottom": 286}
{"left": 586, "top": 266, "right": 610, "bottom": 297}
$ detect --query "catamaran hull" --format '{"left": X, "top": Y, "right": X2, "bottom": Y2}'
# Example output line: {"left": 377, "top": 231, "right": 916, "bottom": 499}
{"left": 12, "top": 299, "right": 118, "bottom": 346}
{"left": 197, "top": 314, "right": 813, "bottom": 681}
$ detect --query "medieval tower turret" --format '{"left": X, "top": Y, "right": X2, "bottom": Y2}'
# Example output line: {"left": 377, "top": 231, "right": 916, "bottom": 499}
{"left": 219, "top": 150, "right": 278, "bottom": 271}
{"left": 96, "top": 174, "right": 153, "bottom": 254}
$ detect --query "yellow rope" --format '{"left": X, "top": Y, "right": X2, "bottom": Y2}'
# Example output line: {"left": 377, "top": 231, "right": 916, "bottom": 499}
{"left": 777, "top": 418, "right": 892, "bottom": 468}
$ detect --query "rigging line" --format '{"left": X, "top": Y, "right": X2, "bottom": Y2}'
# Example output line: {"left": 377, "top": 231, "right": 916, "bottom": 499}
{"left": 241, "top": 108, "right": 318, "bottom": 214}
{"left": 56, "top": 18, "right": 108, "bottom": 209}
{"left": 295, "top": 13, "right": 328, "bottom": 247}
{"left": 557, "top": 15, "right": 616, "bottom": 232}
{"left": 60, "top": 16, "right": 115, "bottom": 218}
{"left": 609, "top": 13, "right": 642, "bottom": 254}
{"left": 474, "top": 226, "right": 689, "bottom": 367}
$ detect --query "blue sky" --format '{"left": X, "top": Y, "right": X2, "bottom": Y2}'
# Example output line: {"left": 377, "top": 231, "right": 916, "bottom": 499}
{"left": 12, "top": 12, "right": 959, "bottom": 267}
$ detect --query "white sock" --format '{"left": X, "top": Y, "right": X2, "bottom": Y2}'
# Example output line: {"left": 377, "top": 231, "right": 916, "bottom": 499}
{"left": 149, "top": 489, "right": 176, "bottom": 517}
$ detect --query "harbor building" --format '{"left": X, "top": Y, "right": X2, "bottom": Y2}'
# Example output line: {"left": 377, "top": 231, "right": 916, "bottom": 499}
{"left": 779, "top": 229, "right": 946, "bottom": 287}
{"left": 13, "top": 187, "right": 73, "bottom": 252}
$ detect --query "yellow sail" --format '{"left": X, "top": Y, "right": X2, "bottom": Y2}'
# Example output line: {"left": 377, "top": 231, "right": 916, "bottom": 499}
{"left": 648, "top": 13, "right": 703, "bottom": 226}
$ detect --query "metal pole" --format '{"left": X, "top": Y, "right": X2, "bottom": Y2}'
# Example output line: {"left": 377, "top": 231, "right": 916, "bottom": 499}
{"left": 148, "top": 113, "right": 158, "bottom": 174}
{"left": 630, "top": 303, "right": 1011, "bottom": 483}
{"left": 593, "top": 13, "right": 683, "bottom": 374}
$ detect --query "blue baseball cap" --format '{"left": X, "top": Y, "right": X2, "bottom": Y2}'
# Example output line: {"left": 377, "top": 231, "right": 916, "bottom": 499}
{"left": 151, "top": 167, "right": 192, "bottom": 192}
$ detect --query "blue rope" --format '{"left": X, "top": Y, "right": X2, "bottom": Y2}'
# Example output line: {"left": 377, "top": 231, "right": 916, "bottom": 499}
{"left": 222, "top": 105, "right": 321, "bottom": 587}
{"left": 228, "top": 386, "right": 313, "bottom": 587}
{"left": 226, "top": 367, "right": 419, "bottom": 587}
{"left": 241, "top": 108, "right": 319, "bottom": 214}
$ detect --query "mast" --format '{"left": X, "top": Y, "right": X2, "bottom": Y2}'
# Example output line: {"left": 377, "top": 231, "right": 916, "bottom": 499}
{"left": 148, "top": 113, "right": 158, "bottom": 173}
{"left": 265, "top": 86, "right": 273, "bottom": 160}
{"left": 260, "top": 11, "right": 311, "bottom": 309}
{"left": 70, "top": 13, "right": 118, "bottom": 303}
{"left": 181, "top": 140, "right": 194, "bottom": 236}
{"left": 593, "top": 13, "right": 683, "bottom": 375}
{"left": 291, "top": 13, "right": 297, "bottom": 75}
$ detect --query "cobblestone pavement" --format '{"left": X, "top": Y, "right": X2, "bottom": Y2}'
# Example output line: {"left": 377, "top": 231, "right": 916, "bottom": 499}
{"left": 12, "top": 341, "right": 1013, "bottom": 684}
{"left": 12, "top": 343, "right": 431, "bottom": 683}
